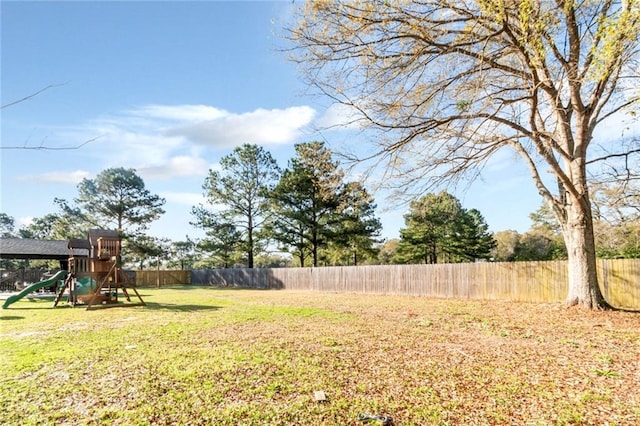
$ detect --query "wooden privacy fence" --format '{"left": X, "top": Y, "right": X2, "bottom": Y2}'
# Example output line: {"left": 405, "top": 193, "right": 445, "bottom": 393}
{"left": 0, "top": 269, "right": 47, "bottom": 291}
{"left": 134, "top": 270, "right": 190, "bottom": 287}
{"left": 191, "top": 259, "right": 640, "bottom": 310}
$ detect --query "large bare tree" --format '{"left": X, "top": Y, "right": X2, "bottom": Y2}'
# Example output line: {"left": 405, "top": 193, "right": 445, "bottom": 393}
{"left": 288, "top": 0, "right": 640, "bottom": 308}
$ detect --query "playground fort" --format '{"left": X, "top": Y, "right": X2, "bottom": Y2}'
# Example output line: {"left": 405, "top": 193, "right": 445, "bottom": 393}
{"left": 1, "top": 230, "right": 145, "bottom": 310}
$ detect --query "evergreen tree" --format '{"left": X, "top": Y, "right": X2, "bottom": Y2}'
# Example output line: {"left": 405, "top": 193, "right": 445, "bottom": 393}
{"left": 127, "top": 236, "right": 171, "bottom": 270}
{"left": 448, "top": 209, "right": 496, "bottom": 262}
{"left": 326, "top": 181, "right": 382, "bottom": 265}
{"left": 18, "top": 212, "right": 84, "bottom": 240}
{"left": 0, "top": 214, "right": 17, "bottom": 269}
{"left": 396, "top": 192, "right": 460, "bottom": 264}
{"left": 269, "top": 141, "right": 343, "bottom": 267}
{"left": 0, "top": 213, "right": 15, "bottom": 238}
{"left": 396, "top": 192, "right": 494, "bottom": 264}
{"left": 55, "top": 167, "right": 165, "bottom": 264}
{"left": 167, "top": 238, "right": 197, "bottom": 270}
{"left": 192, "top": 144, "right": 280, "bottom": 268}
{"left": 56, "top": 167, "right": 165, "bottom": 238}
{"left": 194, "top": 220, "right": 243, "bottom": 268}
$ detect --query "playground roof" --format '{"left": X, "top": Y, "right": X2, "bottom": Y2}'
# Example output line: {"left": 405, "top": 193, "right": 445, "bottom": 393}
{"left": 88, "top": 229, "right": 119, "bottom": 245}
{"left": 0, "top": 238, "right": 88, "bottom": 260}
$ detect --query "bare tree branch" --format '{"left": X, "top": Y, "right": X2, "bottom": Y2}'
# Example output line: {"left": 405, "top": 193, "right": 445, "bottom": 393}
{"left": 1, "top": 82, "right": 68, "bottom": 110}
{"left": 1, "top": 82, "right": 104, "bottom": 151}
{"left": 586, "top": 147, "right": 640, "bottom": 165}
{"left": 0, "top": 135, "right": 104, "bottom": 150}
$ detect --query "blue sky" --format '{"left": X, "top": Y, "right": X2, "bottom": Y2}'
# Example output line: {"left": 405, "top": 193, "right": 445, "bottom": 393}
{"left": 1, "top": 0, "right": 571, "bottom": 242}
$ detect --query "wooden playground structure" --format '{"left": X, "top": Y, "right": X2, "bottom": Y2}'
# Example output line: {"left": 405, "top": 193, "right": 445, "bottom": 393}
{"left": 53, "top": 230, "right": 145, "bottom": 310}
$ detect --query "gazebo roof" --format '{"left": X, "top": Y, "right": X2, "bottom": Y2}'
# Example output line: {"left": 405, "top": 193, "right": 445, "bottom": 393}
{"left": 0, "top": 238, "right": 88, "bottom": 260}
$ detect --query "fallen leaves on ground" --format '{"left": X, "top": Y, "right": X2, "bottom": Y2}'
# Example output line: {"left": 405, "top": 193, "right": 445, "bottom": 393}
{"left": 1, "top": 289, "right": 639, "bottom": 425}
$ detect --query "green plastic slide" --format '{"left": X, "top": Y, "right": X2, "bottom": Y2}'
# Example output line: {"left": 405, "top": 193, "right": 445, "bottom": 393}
{"left": 2, "top": 270, "right": 67, "bottom": 309}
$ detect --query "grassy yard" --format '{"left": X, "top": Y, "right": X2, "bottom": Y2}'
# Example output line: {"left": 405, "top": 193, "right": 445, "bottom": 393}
{"left": 1, "top": 287, "right": 639, "bottom": 425}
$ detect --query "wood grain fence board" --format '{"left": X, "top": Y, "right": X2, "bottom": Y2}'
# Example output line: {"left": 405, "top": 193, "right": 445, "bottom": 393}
{"left": 598, "top": 259, "right": 640, "bottom": 310}
{"left": 134, "top": 270, "right": 190, "bottom": 287}
{"left": 188, "top": 259, "right": 640, "bottom": 309}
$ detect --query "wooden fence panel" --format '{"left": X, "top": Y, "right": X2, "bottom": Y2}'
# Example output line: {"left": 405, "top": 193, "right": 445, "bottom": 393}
{"left": 598, "top": 259, "right": 640, "bottom": 310}
{"left": 134, "top": 270, "right": 190, "bottom": 287}
{"left": 0, "top": 269, "right": 51, "bottom": 289}
{"left": 189, "top": 259, "right": 640, "bottom": 309}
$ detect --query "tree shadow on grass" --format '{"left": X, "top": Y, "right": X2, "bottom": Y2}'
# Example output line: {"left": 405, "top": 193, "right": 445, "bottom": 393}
{"left": 1, "top": 297, "right": 56, "bottom": 310}
{"left": 142, "top": 302, "right": 222, "bottom": 312}
{"left": 0, "top": 315, "right": 24, "bottom": 320}
{"left": 136, "top": 285, "right": 218, "bottom": 292}
{"left": 2, "top": 299, "right": 222, "bottom": 313}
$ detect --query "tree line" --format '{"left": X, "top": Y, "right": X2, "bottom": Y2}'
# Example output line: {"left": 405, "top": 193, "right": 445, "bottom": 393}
{"left": 190, "top": 142, "right": 384, "bottom": 268}
{"left": 0, "top": 141, "right": 498, "bottom": 270}
{"left": 2, "top": 141, "right": 637, "bottom": 272}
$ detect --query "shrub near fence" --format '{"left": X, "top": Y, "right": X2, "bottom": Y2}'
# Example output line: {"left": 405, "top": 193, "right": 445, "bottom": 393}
{"left": 192, "top": 259, "right": 640, "bottom": 310}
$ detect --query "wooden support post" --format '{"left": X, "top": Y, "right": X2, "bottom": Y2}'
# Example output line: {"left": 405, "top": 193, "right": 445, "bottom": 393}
{"left": 52, "top": 274, "right": 72, "bottom": 307}
{"left": 85, "top": 264, "right": 145, "bottom": 310}
{"left": 85, "top": 263, "right": 116, "bottom": 310}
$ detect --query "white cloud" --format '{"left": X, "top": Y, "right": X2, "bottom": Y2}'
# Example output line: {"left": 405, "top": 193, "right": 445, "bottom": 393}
{"left": 160, "top": 191, "right": 206, "bottom": 206}
{"left": 15, "top": 170, "right": 91, "bottom": 184}
{"left": 137, "top": 156, "right": 212, "bottom": 180}
{"left": 23, "top": 103, "right": 316, "bottom": 186}
{"left": 16, "top": 216, "right": 34, "bottom": 229}
{"left": 86, "top": 125, "right": 186, "bottom": 168}
{"left": 130, "top": 104, "right": 229, "bottom": 122}
{"left": 78, "top": 103, "right": 315, "bottom": 165}
{"left": 316, "top": 103, "right": 365, "bottom": 129}
{"left": 165, "top": 106, "right": 316, "bottom": 147}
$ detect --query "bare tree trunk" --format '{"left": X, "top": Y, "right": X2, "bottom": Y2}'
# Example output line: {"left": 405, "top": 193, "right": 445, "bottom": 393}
{"left": 562, "top": 198, "right": 608, "bottom": 308}
{"left": 312, "top": 227, "right": 319, "bottom": 267}
{"left": 246, "top": 212, "right": 254, "bottom": 269}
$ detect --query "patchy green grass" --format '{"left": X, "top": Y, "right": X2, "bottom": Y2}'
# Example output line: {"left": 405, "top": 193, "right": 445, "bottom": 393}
{"left": 1, "top": 287, "right": 639, "bottom": 425}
